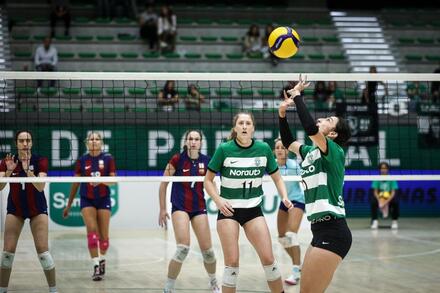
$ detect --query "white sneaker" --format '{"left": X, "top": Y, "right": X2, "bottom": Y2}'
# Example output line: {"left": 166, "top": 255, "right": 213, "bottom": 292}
{"left": 371, "top": 220, "right": 378, "bottom": 229}
{"left": 163, "top": 289, "right": 174, "bottom": 293}
{"left": 284, "top": 274, "right": 298, "bottom": 285}
{"left": 209, "top": 278, "right": 221, "bottom": 293}
{"left": 391, "top": 220, "right": 398, "bottom": 229}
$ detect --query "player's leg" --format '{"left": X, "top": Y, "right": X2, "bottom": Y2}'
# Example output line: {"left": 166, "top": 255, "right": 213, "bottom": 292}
{"left": 97, "top": 207, "right": 111, "bottom": 276}
{"left": 300, "top": 247, "right": 341, "bottom": 293}
{"left": 370, "top": 194, "right": 379, "bottom": 229}
{"left": 191, "top": 213, "right": 219, "bottom": 292}
{"left": 164, "top": 210, "right": 191, "bottom": 292}
{"left": 278, "top": 205, "right": 303, "bottom": 285}
{"left": 0, "top": 214, "right": 24, "bottom": 292}
{"left": 244, "top": 216, "right": 283, "bottom": 293}
{"left": 30, "top": 214, "right": 57, "bottom": 293}
{"left": 217, "top": 218, "right": 240, "bottom": 293}
{"left": 81, "top": 206, "right": 101, "bottom": 280}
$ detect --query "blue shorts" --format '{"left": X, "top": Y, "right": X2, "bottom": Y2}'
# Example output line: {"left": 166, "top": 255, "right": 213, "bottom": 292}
{"left": 7, "top": 194, "right": 48, "bottom": 219}
{"left": 279, "top": 200, "right": 305, "bottom": 212}
{"left": 172, "top": 205, "right": 207, "bottom": 220}
{"left": 80, "top": 196, "right": 111, "bottom": 210}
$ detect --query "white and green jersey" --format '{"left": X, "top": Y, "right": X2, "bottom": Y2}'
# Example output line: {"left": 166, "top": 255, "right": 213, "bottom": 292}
{"left": 208, "top": 139, "right": 278, "bottom": 208}
{"left": 299, "top": 139, "right": 346, "bottom": 221}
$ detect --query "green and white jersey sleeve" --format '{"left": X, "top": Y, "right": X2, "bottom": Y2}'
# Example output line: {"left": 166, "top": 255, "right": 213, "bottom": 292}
{"left": 208, "top": 139, "right": 278, "bottom": 208}
{"left": 299, "top": 139, "right": 346, "bottom": 221}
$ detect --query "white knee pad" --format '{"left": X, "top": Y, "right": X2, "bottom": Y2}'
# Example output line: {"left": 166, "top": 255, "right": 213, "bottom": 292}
{"left": 201, "top": 248, "right": 216, "bottom": 264}
{"left": 172, "top": 244, "right": 189, "bottom": 263}
{"left": 0, "top": 251, "right": 15, "bottom": 269}
{"left": 38, "top": 251, "right": 55, "bottom": 270}
{"left": 222, "top": 266, "right": 239, "bottom": 288}
{"left": 286, "top": 231, "right": 299, "bottom": 246}
{"left": 263, "top": 261, "right": 281, "bottom": 281}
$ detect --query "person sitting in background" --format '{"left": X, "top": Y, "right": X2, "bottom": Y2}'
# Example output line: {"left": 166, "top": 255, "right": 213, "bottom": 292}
{"left": 261, "top": 24, "right": 279, "bottom": 66}
{"left": 243, "top": 24, "right": 261, "bottom": 56}
{"left": 139, "top": 3, "right": 158, "bottom": 51}
{"left": 313, "top": 81, "right": 327, "bottom": 103}
{"left": 34, "top": 37, "right": 58, "bottom": 88}
{"left": 326, "top": 81, "right": 344, "bottom": 109}
{"left": 158, "top": 5, "right": 177, "bottom": 52}
{"left": 185, "top": 84, "right": 205, "bottom": 111}
{"left": 50, "top": 0, "right": 71, "bottom": 37}
{"left": 157, "top": 80, "right": 179, "bottom": 112}
{"left": 407, "top": 81, "right": 428, "bottom": 111}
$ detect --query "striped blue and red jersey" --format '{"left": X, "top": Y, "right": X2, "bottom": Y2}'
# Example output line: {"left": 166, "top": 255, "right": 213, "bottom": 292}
{"left": 75, "top": 153, "right": 116, "bottom": 199}
{"left": 169, "top": 151, "right": 210, "bottom": 212}
{"left": 0, "top": 154, "right": 48, "bottom": 219}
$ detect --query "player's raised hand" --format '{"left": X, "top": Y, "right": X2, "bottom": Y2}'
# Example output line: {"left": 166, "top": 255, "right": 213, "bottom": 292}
{"left": 159, "top": 209, "right": 170, "bottom": 229}
{"left": 4, "top": 154, "right": 17, "bottom": 171}
{"left": 279, "top": 90, "right": 295, "bottom": 117}
{"left": 288, "top": 74, "right": 311, "bottom": 95}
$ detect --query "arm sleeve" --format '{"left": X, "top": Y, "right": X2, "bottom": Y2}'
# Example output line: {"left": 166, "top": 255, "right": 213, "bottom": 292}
{"left": 371, "top": 181, "right": 378, "bottom": 189}
{"left": 279, "top": 116, "right": 295, "bottom": 149}
{"left": 293, "top": 95, "right": 319, "bottom": 136}
{"left": 392, "top": 181, "right": 399, "bottom": 190}
{"left": 169, "top": 154, "right": 180, "bottom": 169}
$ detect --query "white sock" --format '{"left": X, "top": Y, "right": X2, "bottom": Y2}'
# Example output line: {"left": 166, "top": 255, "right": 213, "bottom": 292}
{"left": 49, "top": 286, "right": 58, "bottom": 293}
{"left": 92, "top": 257, "right": 100, "bottom": 266}
{"left": 0, "top": 287, "right": 7, "bottom": 293}
{"left": 208, "top": 273, "right": 216, "bottom": 281}
{"left": 164, "top": 277, "right": 176, "bottom": 290}
{"left": 99, "top": 255, "right": 106, "bottom": 262}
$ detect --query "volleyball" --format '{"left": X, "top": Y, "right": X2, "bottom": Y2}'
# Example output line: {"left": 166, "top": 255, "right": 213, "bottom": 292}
{"left": 268, "top": 26, "right": 301, "bottom": 58}
{"left": 381, "top": 191, "right": 391, "bottom": 199}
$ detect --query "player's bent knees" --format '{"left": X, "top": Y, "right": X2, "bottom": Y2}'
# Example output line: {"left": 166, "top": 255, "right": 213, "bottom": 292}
{"left": 279, "top": 232, "right": 299, "bottom": 248}
{"left": 99, "top": 238, "right": 109, "bottom": 251}
{"left": 172, "top": 244, "right": 190, "bottom": 263}
{"left": 38, "top": 251, "right": 55, "bottom": 270}
{"left": 223, "top": 266, "right": 239, "bottom": 288}
{"left": 263, "top": 260, "right": 281, "bottom": 281}
{"left": 202, "top": 248, "right": 216, "bottom": 264}
{"left": 0, "top": 251, "right": 15, "bottom": 269}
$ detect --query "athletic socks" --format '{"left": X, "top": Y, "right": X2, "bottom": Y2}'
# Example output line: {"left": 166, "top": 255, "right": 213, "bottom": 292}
{"left": 49, "top": 286, "right": 58, "bottom": 293}
{"left": 164, "top": 277, "right": 176, "bottom": 290}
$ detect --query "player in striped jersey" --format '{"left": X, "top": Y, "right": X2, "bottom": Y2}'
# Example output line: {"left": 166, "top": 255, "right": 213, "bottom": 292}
{"left": 204, "top": 112, "right": 292, "bottom": 293}
{"left": 63, "top": 132, "right": 116, "bottom": 281}
{"left": 159, "top": 130, "right": 220, "bottom": 293}
{"left": 0, "top": 130, "right": 58, "bottom": 293}
{"left": 279, "top": 75, "right": 352, "bottom": 293}
{"left": 273, "top": 138, "right": 305, "bottom": 286}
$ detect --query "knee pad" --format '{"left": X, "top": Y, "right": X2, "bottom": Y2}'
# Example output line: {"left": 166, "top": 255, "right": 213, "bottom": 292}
{"left": 263, "top": 261, "right": 281, "bottom": 281}
{"left": 99, "top": 238, "right": 109, "bottom": 251}
{"left": 222, "top": 266, "right": 239, "bottom": 288}
{"left": 286, "top": 231, "right": 299, "bottom": 246}
{"left": 172, "top": 244, "right": 189, "bottom": 263}
{"left": 0, "top": 251, "right": 15, "bottom": 269}
{"left": 201, "top": 248, "right": 216, "bottom": 264}
{"left": 38, "top": 251, "right": 55, "bottom": 270}
{"left": 87, "top": 232, "right": 99, "bottom": 249}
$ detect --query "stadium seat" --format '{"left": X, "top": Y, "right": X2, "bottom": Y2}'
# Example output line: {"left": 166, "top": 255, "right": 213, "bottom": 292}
{"left": 16, "top": 87, "right": 36, "bottom": 95}
{"left": 78, "top": 52, "right": 97, "bottom": 58}
{"left": 205, "top": 53, "right": 223, "bottom": 60}
{"left": 114, "top": 17, "right": 133, "bottom": 24}
{"left": 303, "top": 88, "right": 314, "bottom": 96}
{"left": 184, "top": 52, "right": 202, "bottom": 59}
{"left": 143, "top": 51, "right": 160, "bottom": 59}
{"left": 292, "top": 53, "right": 305, "bottom": 59}
{"left": 11, "top": 34, "right": 30, "bottom": 41}
{"left": 200, "top": 36, "right": 218, "bottom": 42}
{"left": 97, "top": 35, "right": 114, "bottom": 41}
{"left": 237, "top": 88, "right": 254, "bottom": 96}
{"left": 196, "top": 18, "right": 213, "bottom": 25}
{"left": 405, "top": 54, "right": 423, "bottom": 61}
{"left": 86, "top": 107, "right": 104, "bottom": 112}
{"left": 426, "top": 55, "right": 440, "bottom": 62}
{"left": 328, "top": 54, "right": 346, "bottom": 60}
{"left": 217, "top": 19, "right": 235, "bottom": 25}
{"left": 398, "top": 38, "right": 415, "bottom": 44}
{"left": 302, "top": 36, "right": 320, "bottom": 43}
{"left": 14, "top": 51, "right": 32, "bottom": 58}
{"left": 128, "top": 87, "right": 146, "bottom": 96}
{"left": 178, "top": 18, "right": 194, "bottom": 25}
{"left": 62, "top": 88, "right": 81, "bottom": 95}
{"left": 84, "top": 87, "right": 102, "bottom": 95}
{"left": 118, "top": 35, "right": 137, "bottom": 41}
{"left": 105, "top": 88, "right": 125, "bottom": 96}
{"left": 121, "top": 52, "right": 139, "bottom": 59}
{"left": 179, "top": 36, "right": 198, "bottom": 42}
{"left": 344, "top": 88, "right": 359, "bottom": 98}
{"left": 33, "top": 35, "right": 46, "bottom": 41}
{"left": 100, "top": 52, "right": 118, "bottom": 59}
{"left": 76, "top": 35, "right": 94, "bottom": 41}
{"left": 73, "top": 17, "right": 90, "bottom": 24}
{"left": 216, "top": 88, "right": 232, "bottom": 96}
{"left": 55, "top": 35, "right": 72, "bottom": 41}
{"left": 247, "top": 52, "right": 263, "bottom": 59}
{"left": 322, "top": 36, "right": 339, "bottom": 43}
{"left": 41, "top": 107, "right": 60, "bottom": 112}
{"left": 417, "top": 38, "right": 435, "bottom": 44}
{"left": 39, "top": 87, "right": 58, "bottom": 96}
{"left": 226, "top": 53, "right": 244, "bottom": 60}
{"left": 163, "top": 52, "right": 180, "bottom": 59}
{"left": 221, "top": 36, "right": 239, "bottom": 42}
{"left": 58, "top": 52, "right": 75, "bottom": 58}
{"left": 95, "top": 18, "right": 111, "bottom": 24}
{"left": 308, "top": 54, "right": 326, "bottom": 60}
{"left": 199, "top": 88, "right": 211, "bottom": 95}
{"left": 258, "top": 89, "right": 275, "bottom": 96}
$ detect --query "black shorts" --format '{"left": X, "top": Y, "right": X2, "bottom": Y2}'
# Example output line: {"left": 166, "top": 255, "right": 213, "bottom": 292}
{"left": 172, "top": 205, "right": 207, "bottom": 220}
{"left": 217, "top": 206, "right": 263, "bottom": 226}
{"left": 310, "top": 216, "right": 352, "bottom": 259}
{"left": 279, "top": 199, "right": 305, "bottom": 212}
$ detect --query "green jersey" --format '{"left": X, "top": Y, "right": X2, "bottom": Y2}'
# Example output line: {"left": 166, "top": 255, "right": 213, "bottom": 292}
{"left": 299, "top": 139, "right": 346, "bottom": 221}
{"left": 371, "top": 180, "right": 398, "bottom": 192}
{"left": 208, "top": 139, "right": 278, "bottom": 208}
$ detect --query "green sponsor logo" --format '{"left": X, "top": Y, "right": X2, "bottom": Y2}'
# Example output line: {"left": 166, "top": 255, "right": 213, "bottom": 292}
{"left": 49, "top": 183, "right": 119, "bottom": 226}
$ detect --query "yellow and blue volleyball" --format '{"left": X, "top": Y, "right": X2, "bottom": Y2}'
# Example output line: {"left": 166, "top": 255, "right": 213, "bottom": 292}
{"left": 268, "top": 27, "right": 301, "bottom": 58}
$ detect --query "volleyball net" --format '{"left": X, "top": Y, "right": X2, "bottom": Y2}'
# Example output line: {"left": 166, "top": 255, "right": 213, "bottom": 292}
{"left": 0, "top": 72, "right": 439, "bottom": 221}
